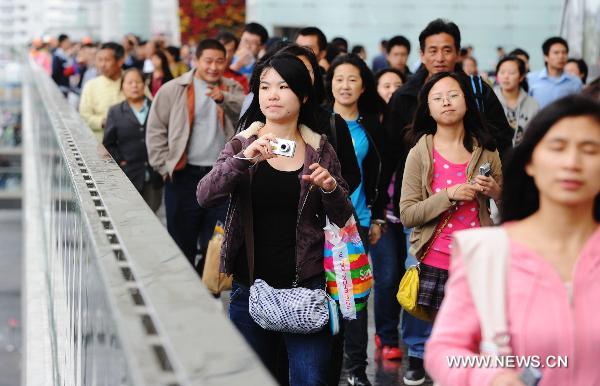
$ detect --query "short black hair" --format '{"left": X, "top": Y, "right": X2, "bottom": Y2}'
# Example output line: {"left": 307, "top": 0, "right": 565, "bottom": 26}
{"left": 296, "top": 27, "right": 328, "bottom": 52}
{"left": 216, "top": 31, "right": 239, "bottom": 50}
{"left": 567, "top": 58, "right": 588, "bottom": 84}
{"left": 166, "top": 46, "right": 181, "bottom": 62}
{"left": 351, "top": 45, "right": 365, "bottom": 55}
{"left": 326, "top": 53, "right": 386, "bottom": 117}
{"left": 501, "top": 95, "right": 600, "bottom": 222}
{"left": 120, "top": 67, "right": 144, "bottom": 90}
{"left": 508, "top": 48, "right": 530, "bottom": 60}
{"left": 418, "top": 18, "right": 461, "bottom": 52}
{"left": 244, "top": 22, "right": 269, "bottom": 45}
{"left": 58, "top": 34, "right": 69, "bottom": 44}
{"left": 100, "top": 42, "right": 125, "bottom": 60}
{"left": 496, "top": 56, "right": 529, "bottom": 92}
{"left": 195, "top": 38, "right": 226, "bottom": 58}
{"left": 331, "top": 37, "right": 348, "bottom": 52}
{"left": 386, "top": 35, "right": 411, "bottom": 55}
{"left": 542, "top": 36, "right": 569, "bottom": 56}
{"left": 375, "top": 67, "right": 406, "bottom": 86}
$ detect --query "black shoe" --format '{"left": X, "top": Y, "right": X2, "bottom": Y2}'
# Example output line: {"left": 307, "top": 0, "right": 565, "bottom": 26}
{"left": 403, "top": 356, "right": 425, "bottom": 385}
{"left": 347, "top": 370, "right": 372, "bottom": 386}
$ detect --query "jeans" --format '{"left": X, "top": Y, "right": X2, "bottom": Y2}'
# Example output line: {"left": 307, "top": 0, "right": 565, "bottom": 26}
{"left": 164, "top": 165, "right": 228, "bottom": 273}
{"left": 400, "top": 227, "right": 432, "bottom": 359}
{"left": 370, "top": 222, "right": 405, "bottom": 347}
{"left": 229, "top": 282, "right": 332, "bottom": 386}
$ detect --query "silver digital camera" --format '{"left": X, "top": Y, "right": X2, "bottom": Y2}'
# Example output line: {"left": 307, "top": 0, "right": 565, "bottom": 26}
{"left": 479, "top": 162, "right": 492, "bottom": 177}
{"left": 271, "top": 138, "right": 296, "bottom": 158}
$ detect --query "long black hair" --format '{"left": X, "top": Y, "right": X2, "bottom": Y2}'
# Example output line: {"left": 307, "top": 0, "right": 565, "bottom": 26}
{"left": 238, "top": 53, "right": 317, "bottom": 131}
{"left": 408, "top": 72, "right": 496, "bottom": 152}
{"left": 501, "top": 95, "right": 600, "bottom": 222}
{"left": 325, "top": 53, "right": 386, "bottom": 117}
{"left": 152, "top": 50, "right": 173, "bottom": 82}
{"left": 496, "top": 55, "right": 529, "bottom": 92}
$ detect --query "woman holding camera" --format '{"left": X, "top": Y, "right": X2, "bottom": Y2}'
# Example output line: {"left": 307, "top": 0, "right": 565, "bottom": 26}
{"left": 425, "top": 95, "right": 600, "bottom": 386}
{"left": 400, "top": 72, "right": 502, "bottom": 320}
{"left": 197, "top": 54, "right": 353, "bottom": 386}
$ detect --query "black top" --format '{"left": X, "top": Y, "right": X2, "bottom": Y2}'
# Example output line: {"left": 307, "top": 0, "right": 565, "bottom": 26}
{"left": 315, "top": 107, "right": 361, "bottom": 194}
{"left": 251, "top": 161, "right": 302, "bottom": 289}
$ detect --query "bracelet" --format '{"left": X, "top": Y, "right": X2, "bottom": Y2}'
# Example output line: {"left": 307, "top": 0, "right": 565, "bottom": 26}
{"left": 233, "top": 153, "right": 260, "bottom": 161}
{"left": 320, "top": 179, "right": 337, "bottom": 194}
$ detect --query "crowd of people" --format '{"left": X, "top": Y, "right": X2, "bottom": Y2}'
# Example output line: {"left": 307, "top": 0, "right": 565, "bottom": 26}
{"left": 33, "top": 17, "right": 600, "bottom": 386}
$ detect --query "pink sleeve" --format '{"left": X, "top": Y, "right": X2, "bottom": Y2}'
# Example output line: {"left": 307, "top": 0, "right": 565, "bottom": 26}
{"left": 424, "top": 254, "right": 505, "bottom": 386}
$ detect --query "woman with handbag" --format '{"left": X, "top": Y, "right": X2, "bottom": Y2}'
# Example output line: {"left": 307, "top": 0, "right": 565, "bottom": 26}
{"left": 197, "top": 54, "right": 353, "bottom": 386}
{"left": 325, "top": 53, "right": 390, "bottom": 385}
{"left": 399, "top": 72, "right": 502, "bottom": 321}
{"left": 425, "top": 95, "right": 600, "bottom": 385}
{"left": 103, "top": 68, "right": 163, "bottom": 212}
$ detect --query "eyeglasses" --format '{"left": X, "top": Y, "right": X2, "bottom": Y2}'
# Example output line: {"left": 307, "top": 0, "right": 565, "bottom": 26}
{"left": 428, "top": 91, "right": 463, "bottom": 105}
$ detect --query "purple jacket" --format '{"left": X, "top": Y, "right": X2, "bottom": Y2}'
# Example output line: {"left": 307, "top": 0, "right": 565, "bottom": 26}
{"left": 197, "top": 122, "right": 353, "bottom": 285}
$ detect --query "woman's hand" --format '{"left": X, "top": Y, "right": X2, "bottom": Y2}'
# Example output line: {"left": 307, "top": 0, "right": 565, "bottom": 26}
{"left": 242, "top": 133, "right": 277, "bottom": 163}
{"left": 472, "top": 175, "right": 501, "bottom": 201}
{"left": 369, "top": 223, "right": 383, "bottom": 245}
{"left": 302, "top": 163, "right": 336, "bottom": 192}
{"left": 490, "top": 370, "right": 526, "bottom": 386}
{"left": 446, "top": 183, "right": 480, "bottom": 201}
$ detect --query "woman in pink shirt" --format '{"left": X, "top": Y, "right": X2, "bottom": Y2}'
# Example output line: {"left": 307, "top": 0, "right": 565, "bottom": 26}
{"left": 425, "top": 95, "right": 600, "bottom": 386}
{"left": 400, "top": 72, "right": 502, "bottom": 320}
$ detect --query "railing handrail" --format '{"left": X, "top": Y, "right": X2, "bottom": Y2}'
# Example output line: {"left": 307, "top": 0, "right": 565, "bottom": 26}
{"left": 22, "top": 58, "right": 274, "bottom": 386}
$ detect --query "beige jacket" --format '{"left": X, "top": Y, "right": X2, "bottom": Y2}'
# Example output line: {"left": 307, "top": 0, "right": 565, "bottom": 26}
{"left": 146, "top": 69, "right": 245, "bottom": 177}
{"left": 400, "top": 134, "right": 502, "bottom": 259}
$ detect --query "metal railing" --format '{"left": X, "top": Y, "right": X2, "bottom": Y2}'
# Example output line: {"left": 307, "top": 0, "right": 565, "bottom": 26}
{"left": 21, "top": 58, "right": 274, "bottom": 386}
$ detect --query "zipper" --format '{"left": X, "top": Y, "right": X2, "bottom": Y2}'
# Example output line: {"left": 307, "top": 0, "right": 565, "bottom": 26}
{"left": 222, "top": 193, "right": 236, "bottom": 273}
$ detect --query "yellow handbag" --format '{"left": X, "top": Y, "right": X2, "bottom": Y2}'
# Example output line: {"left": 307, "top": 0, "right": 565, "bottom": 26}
{"left": 397, "top": 210, "right": 454, "bottom": 322}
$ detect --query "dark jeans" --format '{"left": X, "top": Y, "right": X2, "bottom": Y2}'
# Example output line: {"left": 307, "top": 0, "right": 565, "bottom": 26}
{"left": 370, "top": 222, "right": 406, "bottom": 347}
{"left": 327, "top": 226, "right": 370, "bottom": 384}
{"left": 164, "top": 165, "right": 228, "bottom": 273}
{"left": 229, "top": 282, "right": 332, "bottom": 386}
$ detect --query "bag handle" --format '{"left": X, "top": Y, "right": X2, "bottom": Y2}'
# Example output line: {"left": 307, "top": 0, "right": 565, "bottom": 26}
{"left": 454, "top": 227, "right": 512, "bottom": 356}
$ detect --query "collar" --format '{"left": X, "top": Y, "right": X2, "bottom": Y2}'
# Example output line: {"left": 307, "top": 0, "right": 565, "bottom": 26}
{"left": 237, "top": 121, "right": 322, "bottom": 151}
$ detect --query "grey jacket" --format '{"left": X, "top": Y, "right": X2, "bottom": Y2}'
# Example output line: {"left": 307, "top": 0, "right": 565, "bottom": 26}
{"left": 196, "top": 122, "right": 354, "bottom": 285}
{"left": 493, "top": 86, "right": 540, "bottom": 145}
{"left": 146, "top": 70, "right": 245, "bottom": 177}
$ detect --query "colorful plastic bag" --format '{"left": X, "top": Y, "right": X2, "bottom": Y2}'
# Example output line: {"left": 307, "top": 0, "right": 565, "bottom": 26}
{"left": 324, "top": 216, "right": 372, "bottom": 320}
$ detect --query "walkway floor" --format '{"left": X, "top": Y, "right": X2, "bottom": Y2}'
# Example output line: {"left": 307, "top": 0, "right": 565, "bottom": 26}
{"left": 0, "top": 209, "right": 22, "bottom": 386}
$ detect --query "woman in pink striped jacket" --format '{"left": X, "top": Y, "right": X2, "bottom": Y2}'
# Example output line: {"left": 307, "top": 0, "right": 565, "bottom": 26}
{"left": 425, "top": 95, "right": 600, "bottom": 386}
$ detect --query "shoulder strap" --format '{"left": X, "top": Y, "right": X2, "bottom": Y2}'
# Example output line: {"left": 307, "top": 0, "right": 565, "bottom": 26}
{"left": 329, "top": 113, "right": 338, "bottom": 151}
{"left": 453, "top": 227, "right": 512, "bottom": 356}
{"left": 469, "top": 75, "right": 485, "bottom": 113}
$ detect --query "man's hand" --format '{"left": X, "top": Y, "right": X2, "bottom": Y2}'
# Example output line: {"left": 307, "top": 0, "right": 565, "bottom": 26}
{"left": 206, "top": 85, "right": 224, "bottom": 103}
